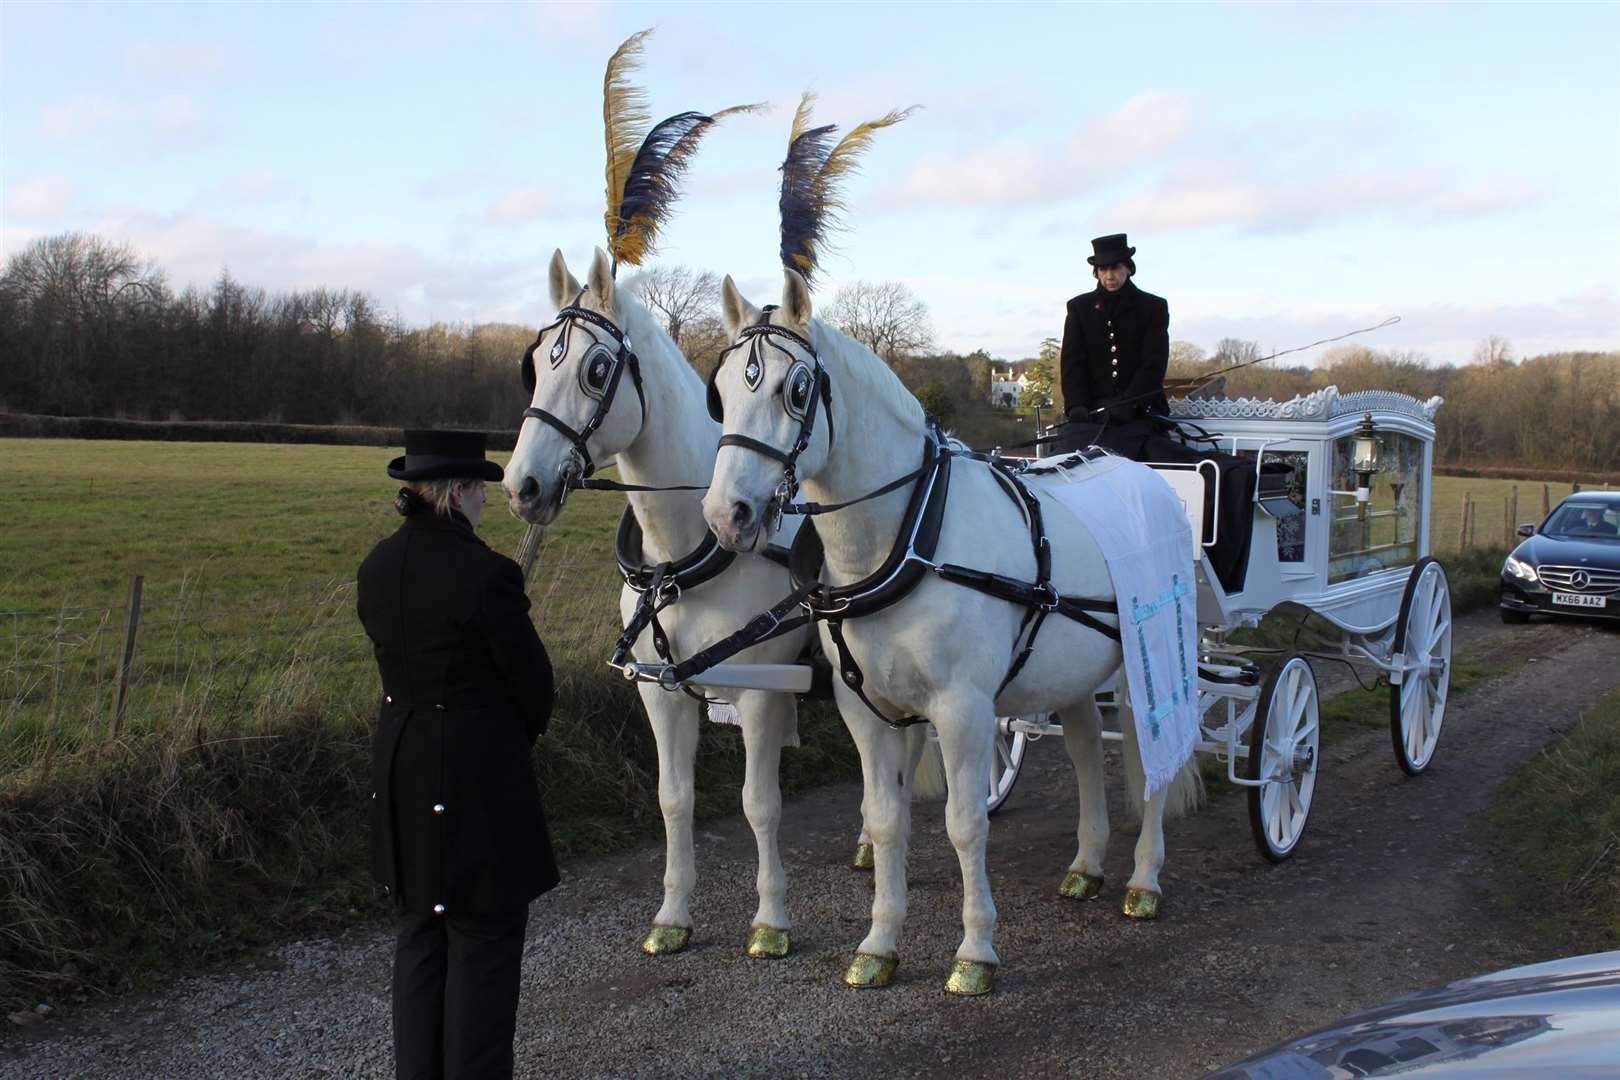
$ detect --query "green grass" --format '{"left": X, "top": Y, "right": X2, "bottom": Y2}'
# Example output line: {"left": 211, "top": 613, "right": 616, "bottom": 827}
{"left": 1430, "top": 474, "right": 1610, "bottom": 554}
{"left": 1487, "top": 689, "right": 1620, "bottom": 950}
{"left": 0, "top": 439, "right": 862, "bottom": 1011}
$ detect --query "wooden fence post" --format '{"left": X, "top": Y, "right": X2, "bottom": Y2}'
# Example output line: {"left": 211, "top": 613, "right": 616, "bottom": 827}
{"left": 1458, "top": 493, "right": 1471, "bottom": 551}
{"left": 1503, "top": 494, "right": 1511, "bottom": 546}
{"left": 1469, "top": 496, "right": 1478, "bottom": 549}
{"left": 1510, "top": 484, "right": 1520, "bottom": 536}
{"left": 1572, "top": 480, "right": 1582, "bottom": 494}
{"left": 110, "top": 574, "right": 143, "bottom": 739}
{"left": 47, "top": 610, "right": 65, "bottom": 730}
{"left": 1541, "top": 483, "right": 1551, "bottom": 519}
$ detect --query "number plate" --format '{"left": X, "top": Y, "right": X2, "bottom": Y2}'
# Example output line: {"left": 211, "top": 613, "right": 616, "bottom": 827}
{"left": 1552, "top": 592, "right": 1607, "bottom": 609}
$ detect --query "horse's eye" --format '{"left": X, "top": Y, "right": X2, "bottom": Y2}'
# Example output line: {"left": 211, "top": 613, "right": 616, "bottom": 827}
{"left": 787, "top": 366, "right": 812, "bottom": 413}
{"left": 585, "top": 354, "right": 611, "bottom": 390}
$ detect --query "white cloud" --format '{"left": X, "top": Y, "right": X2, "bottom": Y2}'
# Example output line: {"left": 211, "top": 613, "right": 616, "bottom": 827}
{"left": 4, "top": 177, "right": 77, "bottom": 222}
{"left": 40, "top": 96, "right": 119, "bottom": 140}
{"left": 217, "top": 169, "right": 301, "bottom": 204}
{"left": 38, "top": 93, "right": 215, "bottom": 153}
{"left": 486, "top": 187, "right": 554, "bottom": 225}
{"left": 123, "top": 38, "right": 230, "bottom": 79}
{"left": 881, "top": 91, "right": 1198, "bottom": 209}
{"left": 1104, "top": 164, "right": 1541, "bottom": 234}
{"left": 77, "top": 207, "right": 543, "bottom": 324}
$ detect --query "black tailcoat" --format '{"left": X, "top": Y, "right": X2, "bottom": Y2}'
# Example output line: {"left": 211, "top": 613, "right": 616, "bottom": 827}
{"left": 1059, "top": 279, "right": 1170, "bottom": 418}
{"left": 357, "top": 510, "right": 559, "bottom": 916}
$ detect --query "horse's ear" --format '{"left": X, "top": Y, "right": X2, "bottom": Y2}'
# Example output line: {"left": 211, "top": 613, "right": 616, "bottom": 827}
{"left": 782, "top": 267, "right": 812, "bottom": 328}
{"left": 549, "top": 250, "right": 581, "bottom": 310}
{"left": 721, "top": 275, "right": 757, "bottom": 339}
{"left": 587, "top": 246, "right": 616, "bottom": 313}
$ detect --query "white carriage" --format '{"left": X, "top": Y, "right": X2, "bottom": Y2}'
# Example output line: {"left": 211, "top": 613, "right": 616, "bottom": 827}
{"left": 987, "top": 385, "right": 1451, "bottom": 860}
{"left": 622, "top": 384, "right": 1451, "bottom": 863}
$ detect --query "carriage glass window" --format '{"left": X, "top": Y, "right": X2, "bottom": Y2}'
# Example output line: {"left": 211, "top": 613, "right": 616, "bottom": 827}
{"left": 1240, "top": 449, "right": 1310, "bottom": 564}
{"left": 1329, "top": 430, "right": 1424, "bottom": 583}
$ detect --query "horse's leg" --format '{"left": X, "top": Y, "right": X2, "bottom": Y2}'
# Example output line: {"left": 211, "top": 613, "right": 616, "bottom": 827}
{"left": 1059, "top": 695, "right": 1110, "bottom": 901}
{"left": 840, "top": 704, "right": 911, "bottom": 989}
{"left": 737, "top": 689, "right": 793, "bottom": 958}
{"left": 852, "top": 725, "right": 926, "bottom": 872}
{"left": 1117, "top": 672, "right": 1170, "bottom": 920}
{"left": 932, "top": 703, "right": 1000, "bottom": 995}
{"left": 640, "top": 685, "right": 702, "bottom": 954}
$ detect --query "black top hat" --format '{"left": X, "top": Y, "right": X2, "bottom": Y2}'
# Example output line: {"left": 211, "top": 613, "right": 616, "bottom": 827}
{"left": 387, "top": 429, "right": 504, "bottom": 482}
{"left": 1087, "top": 233, "right": 1137, "bottom": 267}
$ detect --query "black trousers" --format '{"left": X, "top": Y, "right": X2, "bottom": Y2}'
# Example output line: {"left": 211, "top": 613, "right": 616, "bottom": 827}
{"left": 393, "top": 904, "right": 530, "bottom": 1080}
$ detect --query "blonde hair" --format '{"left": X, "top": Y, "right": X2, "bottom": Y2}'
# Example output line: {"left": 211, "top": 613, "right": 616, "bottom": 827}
{"left": 408, "top": 478, "right": 483, "bottom": 517}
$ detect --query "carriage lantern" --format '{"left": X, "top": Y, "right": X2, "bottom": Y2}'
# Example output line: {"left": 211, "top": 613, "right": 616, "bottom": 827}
{"left": 1352, "top": 412, "right": 1381, "bottom": 511}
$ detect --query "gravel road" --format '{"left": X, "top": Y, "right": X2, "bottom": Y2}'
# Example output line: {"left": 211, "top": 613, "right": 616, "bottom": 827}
{"left": 3, "top": 611, "right": 1616, "bottom": 1080}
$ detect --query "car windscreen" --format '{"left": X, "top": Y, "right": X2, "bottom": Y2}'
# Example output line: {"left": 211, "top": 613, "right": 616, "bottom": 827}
{"left": 1544, "top": 502, "right": 1620, "bottom": 539}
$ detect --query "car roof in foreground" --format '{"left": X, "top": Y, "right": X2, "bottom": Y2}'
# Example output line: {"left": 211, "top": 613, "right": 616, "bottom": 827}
{"left": 1557, "top": 490, "right": 1620, "bottom": 505}
{"left": 1206, "top": 950, "right": 1620, "bottom": 1079}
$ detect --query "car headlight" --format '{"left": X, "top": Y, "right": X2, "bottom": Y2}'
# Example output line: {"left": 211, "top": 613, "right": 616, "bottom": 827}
{"left": 1504, "top": 555, "right": 1539, "bottom": 583}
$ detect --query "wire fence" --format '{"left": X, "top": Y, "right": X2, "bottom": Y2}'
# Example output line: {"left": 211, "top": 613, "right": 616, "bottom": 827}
{"left": 0, "top": 550, "right": 629, "bottom": 756}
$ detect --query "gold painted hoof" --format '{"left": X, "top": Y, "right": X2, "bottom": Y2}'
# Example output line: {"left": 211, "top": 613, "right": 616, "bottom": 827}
{"left": 851, "top": 842, "right": 874, "bottom": 871}
{"left": 944, "top": 958, "right": 995, "bottom": 996}
{"left": 1122, "top": 887, "right": 1161, "bottom": 920}
{"left": 640, "top": 924, "right": 691, "bottom": 955}
{"left": 745, "top": 924, "right": 791, "bottom": 959}
{"left": 1058, "top": 870, "right": 1104, "bottom": 900}
{"left": 843, "top": 951, "right": 898, "bottom": 988}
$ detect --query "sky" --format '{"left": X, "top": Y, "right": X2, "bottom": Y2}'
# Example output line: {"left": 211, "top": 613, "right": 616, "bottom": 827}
{"left": 3, "top": 0, "right": 1617, "bottom": 366}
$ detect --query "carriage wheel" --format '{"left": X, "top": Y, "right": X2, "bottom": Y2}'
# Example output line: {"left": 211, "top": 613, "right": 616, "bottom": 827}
{"left": 1390, "top": 556, "right": 1452, "bottom": 775}
{"left": 986, "top": 720, "right": 1030, "bottom": 815}
{"left": 1246, "top": 654, "right": 1320, "bottom": 862}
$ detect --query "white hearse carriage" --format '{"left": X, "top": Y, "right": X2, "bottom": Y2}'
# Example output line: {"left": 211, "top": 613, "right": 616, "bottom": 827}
{"left": 989, "top": 385, "right": 1451, "bottom": 860}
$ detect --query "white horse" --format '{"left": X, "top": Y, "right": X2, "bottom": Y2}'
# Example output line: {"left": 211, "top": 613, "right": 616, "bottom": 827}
{"left": 503, "top": 247, "right": 932, "bottom": 959}
{"left": 701, "top": 270, "right": 1202, "bottom": 995}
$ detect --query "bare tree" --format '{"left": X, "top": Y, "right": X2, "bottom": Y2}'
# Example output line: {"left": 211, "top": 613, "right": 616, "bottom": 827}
{"left": 628, "top": 265, "right": 720, "bottom": 353}
{"left": 1212, "top": 337, "right": 1261, "bottom": 366}
{"left": 1168, "top": 340, "right": 1206, "bottom": 374}
{"left": 1472, "top": 335, "right": 1514, "bottom": 366}
{"left": 824, "top": 280, "right": 934, "bottom": 363}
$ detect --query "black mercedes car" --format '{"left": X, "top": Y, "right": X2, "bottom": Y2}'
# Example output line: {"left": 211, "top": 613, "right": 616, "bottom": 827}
{"left": 1205, "top": 949, "right": 1620, "bottom": 1078}
{"left": 1499, "top": 491, "right": 1620, "bottom": 624}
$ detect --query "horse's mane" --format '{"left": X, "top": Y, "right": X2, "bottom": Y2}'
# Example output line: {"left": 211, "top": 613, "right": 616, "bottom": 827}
{"left": 808, "top": 316, "right": 926, "bottom": 431}
{"left": 608, "top": 286, "right": 706, "bottom": 396}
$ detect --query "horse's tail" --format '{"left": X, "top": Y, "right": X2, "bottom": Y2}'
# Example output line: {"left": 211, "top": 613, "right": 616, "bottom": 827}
{"left": 1118, "top": 671, "right": 1205, "bottom": 820}
{"left": 909, "top": 727, "right": 948, "bottom": 800}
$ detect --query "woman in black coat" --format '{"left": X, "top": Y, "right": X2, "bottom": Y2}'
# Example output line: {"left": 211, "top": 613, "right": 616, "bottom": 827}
{"left": 357, "top": 429, "right": 558, "bottom": 1080}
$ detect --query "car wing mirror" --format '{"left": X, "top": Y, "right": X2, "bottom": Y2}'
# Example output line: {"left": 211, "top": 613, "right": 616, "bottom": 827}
{"left": 1517, "top": 522, "right": 1535, "bottom": 538}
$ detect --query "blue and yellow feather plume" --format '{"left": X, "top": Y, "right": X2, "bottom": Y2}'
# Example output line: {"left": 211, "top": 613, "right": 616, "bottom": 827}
{"left": 778, "top": 93, "right": 916, "bottom": 287}
{"left": 611, "top": 102, "right": 763, "bottom": 270}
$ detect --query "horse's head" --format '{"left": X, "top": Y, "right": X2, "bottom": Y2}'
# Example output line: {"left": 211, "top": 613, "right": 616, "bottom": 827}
{"left": 702, "top": 268, "right": 826, "bottom": 552}
{"left": 503, "top": 247, "right": 647, "bottom": 524}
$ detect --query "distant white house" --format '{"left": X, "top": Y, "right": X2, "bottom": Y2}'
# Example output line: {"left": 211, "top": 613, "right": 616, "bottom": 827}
{"left": 990, "top": 363, "right": 1030, "bottom": 408}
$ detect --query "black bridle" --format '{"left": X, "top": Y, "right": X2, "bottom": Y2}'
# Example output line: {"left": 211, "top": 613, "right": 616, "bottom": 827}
{"left": 520, "top": 296, "right": 646, "bottom": 485}
{"left": 707, "top": 309, "right": 833, "bottom": 529}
